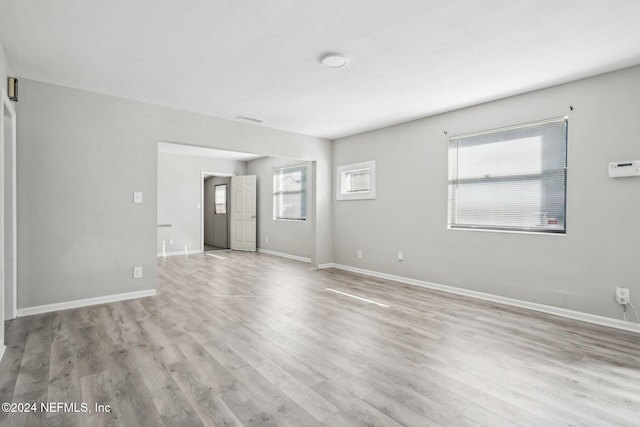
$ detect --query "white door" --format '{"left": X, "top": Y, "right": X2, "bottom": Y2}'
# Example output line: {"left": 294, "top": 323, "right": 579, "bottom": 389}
{"left": 230, "top": 175, "right": 256, "bottom": 251}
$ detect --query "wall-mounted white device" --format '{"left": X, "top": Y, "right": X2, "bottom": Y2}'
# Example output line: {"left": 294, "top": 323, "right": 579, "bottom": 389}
{"left": 616, "top": 287, "right": 630, "bottom": 305}
{"left": 608, "top": 160, "right": 640, "bottom": 178}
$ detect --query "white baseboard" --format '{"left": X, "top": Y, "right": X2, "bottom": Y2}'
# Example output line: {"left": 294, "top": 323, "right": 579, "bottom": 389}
{"left": 17, "top": 289, "right": 157, "bottom": 317}
{"left": 317, "top": 263, "right": 335, "bottom": 270}
{"left": 157, "top": 250, "right": 203, "bottom": 257}
{"left": 322, "top": 263, "right": 640, "bottom": 334}
{"left": 257, "top": 248, "right": 311, "bottom": 263}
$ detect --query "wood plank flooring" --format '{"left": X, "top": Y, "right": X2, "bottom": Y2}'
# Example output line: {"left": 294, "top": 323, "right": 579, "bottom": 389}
{"left": 1, "top": 251, "right": 640, "bottom": 426}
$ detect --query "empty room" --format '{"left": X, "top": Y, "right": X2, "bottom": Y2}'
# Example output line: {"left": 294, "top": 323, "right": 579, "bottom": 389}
{"left": 1, "top": 1, "right": 639, "bottom": 426}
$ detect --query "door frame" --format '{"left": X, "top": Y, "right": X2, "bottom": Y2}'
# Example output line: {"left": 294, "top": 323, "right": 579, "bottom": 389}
{"left": 1, "top": 88, "right": 17, "bottom": 322}
{"left": 200, "top": 171, "right": 234, "bottom": 252}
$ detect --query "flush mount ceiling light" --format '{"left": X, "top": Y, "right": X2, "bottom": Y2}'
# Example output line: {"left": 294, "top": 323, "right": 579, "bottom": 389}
{"left": 320, "top": 53, "right": 348, "bottom": 68}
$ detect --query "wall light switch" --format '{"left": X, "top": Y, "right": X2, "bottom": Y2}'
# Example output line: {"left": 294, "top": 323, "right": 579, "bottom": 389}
{"left": 133, "top": 192, "right": 143, "bottom": 204}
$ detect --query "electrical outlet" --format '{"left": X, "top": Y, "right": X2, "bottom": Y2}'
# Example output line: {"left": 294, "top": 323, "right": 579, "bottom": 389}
{"left": 357, "top": 250, "right": 362, "bottom": 259}
{"left": 169, "top": 238, "right": 174, "bottom": 245}
{"left": 133, "top": 266, "right": 143, "bottom": 279}
{"left": 398, "top": 251, "right": 404, "bottom": 261}
{"left": 616, "top": 287, "right": 630, "bottom": 305}
{"left": 133, "top": 192, "right": 143, "bottom": 204}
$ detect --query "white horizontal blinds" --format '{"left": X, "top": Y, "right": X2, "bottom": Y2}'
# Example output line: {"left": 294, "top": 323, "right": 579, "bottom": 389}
{"left": 214, "top": 184, "right": 226, "bottom": 214}
{"left": 448, "top": 118, "right": 567, "bottom": 233}
{"left": 345, "top": 168, "right": 370, "bottom": 193}
{"left": 273, "top": 164, "right": 307, "bottom": 220}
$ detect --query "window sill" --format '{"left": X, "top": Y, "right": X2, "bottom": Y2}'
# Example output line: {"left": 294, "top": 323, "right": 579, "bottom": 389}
{"left": 447, "top": 226, "right": 566, "bottom": 236}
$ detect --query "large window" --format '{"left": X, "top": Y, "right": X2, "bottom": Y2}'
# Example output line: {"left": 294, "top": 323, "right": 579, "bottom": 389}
{"left": 448, "top": 117, "right": 567, "bottom": 234}
{"left": 273, "top": 164, "right": 307, "bottom": 220}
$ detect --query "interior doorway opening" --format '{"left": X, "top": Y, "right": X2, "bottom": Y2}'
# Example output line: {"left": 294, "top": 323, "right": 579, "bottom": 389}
{"left": 157, "top": 142, "right": 317, "bottom": 265}
{"left": 202, "top": 172, "right": 232, "bottom": 252}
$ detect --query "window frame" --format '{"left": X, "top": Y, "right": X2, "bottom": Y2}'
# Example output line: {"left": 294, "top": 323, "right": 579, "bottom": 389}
{"left": 214, "top": 184, "right": 227, "bottom": 215}
{"left": 336, "top": 160, "right": 376, "bottom": 201}
{"left": 447, "top": 117, "right": 568, "bottom": 235}
{"left": 273, "top": 163, "right": 307, "bottom": 221}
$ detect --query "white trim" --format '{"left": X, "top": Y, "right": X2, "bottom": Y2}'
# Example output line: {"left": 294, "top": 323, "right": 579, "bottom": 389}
{"left": 327, "top": 263, "right": 640, "bottom": 334}
{"left": 317, "top": 263, "right": 335, "bottom": 270}
{"left": 257, "top": 248, "right": 311, "bottom": 263}
{"left": 0, "top": 345, "right": 5, "bottom": 362}
{"left": 447, "top": 226, "right": 567, "bottom": 237}
{"left": 17, "top": 289, "right": 157, "bottom": 317}
{"left": 1, "top": 88, "right": 17, "bottom": 321}
{"left": 157, "top": 250, "right": 202, "bottom": 257}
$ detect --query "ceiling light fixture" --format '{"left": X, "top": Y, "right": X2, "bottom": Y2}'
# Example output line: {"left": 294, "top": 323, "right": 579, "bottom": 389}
{"left": 320, "top": 53, "right": 348, "bottom": 68}
{"left": 235, "top": 115, "right": 263, "bottom": 124}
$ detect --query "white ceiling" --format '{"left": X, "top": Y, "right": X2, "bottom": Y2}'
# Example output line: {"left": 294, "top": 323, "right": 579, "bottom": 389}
{"left": 158, "top": 142, "right": 263, "bottom": 161}
{"left": 1, "top": 0, "right": 640, "bottom": 139}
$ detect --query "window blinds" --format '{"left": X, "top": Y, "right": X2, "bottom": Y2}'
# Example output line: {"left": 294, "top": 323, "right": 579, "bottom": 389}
{"left": 273, "top": 164, "right": 307, "bottom": 220}
{"left": 214, "top": 185, "right": 226, "bottom": 214}
{"left": 344, "top": 168, "right": 371, "bottom": 193}
{"left": 448, "top": 118, "right": 567, "bottom": 233}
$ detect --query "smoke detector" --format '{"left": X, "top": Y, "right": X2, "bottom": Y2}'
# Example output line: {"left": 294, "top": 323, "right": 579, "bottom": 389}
{"left": 320, "top": 53, "right": 348, "bottom": 68}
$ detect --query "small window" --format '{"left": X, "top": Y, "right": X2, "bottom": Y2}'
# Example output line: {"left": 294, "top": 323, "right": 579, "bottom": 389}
{"left": 448, "top": 117, "right": 567, "bottom": 234}
{"left": 214, "top": 184, "right": 227, "bottom": 214}
{"left": 337, "top": 161, "right": 376, "bottom": 200}
{"left": 273, "top": 164, "right": 307, "bottom": 220}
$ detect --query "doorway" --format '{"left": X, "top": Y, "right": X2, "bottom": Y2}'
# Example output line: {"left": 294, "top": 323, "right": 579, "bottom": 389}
{"left": 202, "top": 172, "right": 232, "bottom": 252}
{"left": 157, "top": 143, "right": 315, "bottom": 262}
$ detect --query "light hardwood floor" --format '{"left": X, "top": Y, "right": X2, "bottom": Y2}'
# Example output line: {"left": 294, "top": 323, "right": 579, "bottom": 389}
{"left": 1, "top": 251, "right": 639, "bottom": 426}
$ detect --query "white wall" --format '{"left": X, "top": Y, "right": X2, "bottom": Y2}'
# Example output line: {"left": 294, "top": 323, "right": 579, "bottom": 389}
{"left": 247, "top": 157, "right": 314, "bottom": 259}
{"left": 158, "top": 153, "right": 243, "bottom": 255}
{"left": 16, "top": 79, "right": 333, "bottom": 309}
{"left": 333, "top": 65, "right": 640, "bottom": 321}
{"left": 0, "top": 39, "right": 12, "bottom": 90}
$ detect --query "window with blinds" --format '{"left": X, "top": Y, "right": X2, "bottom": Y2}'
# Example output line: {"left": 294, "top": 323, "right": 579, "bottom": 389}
{"left": 273, "top": 164, "right": 307, "bottom": 220}
{"left": 214, "top": 184, "right": 226, "bottom": 214}
{"left": 448, "top": 117, "right": 567, "bottom": 233}
{"left": 336, "top": 161, "right": 376, "bottom": 200}
{"left": 344, "top": 168, "right": 371, "bottom": 193}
